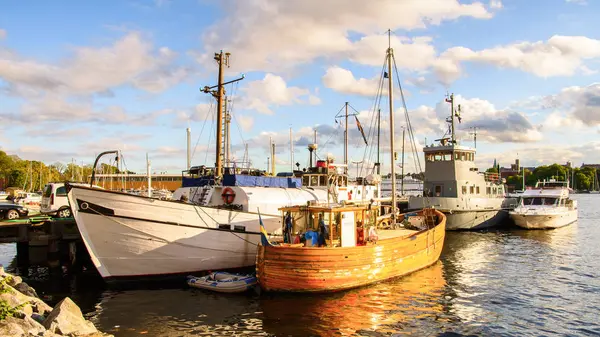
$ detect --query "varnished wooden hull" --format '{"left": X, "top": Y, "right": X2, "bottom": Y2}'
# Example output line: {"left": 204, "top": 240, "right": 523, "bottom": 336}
{"left": 256, "top": 210, "right": 446, "bottom": 292}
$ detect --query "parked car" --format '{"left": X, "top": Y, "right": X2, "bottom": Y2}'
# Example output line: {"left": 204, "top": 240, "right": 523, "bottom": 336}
{"left": 0, "top": 202, "right": 29, "bottom": 219}
{"left": 41, "top": 183, "right": 102, "bottom": 218}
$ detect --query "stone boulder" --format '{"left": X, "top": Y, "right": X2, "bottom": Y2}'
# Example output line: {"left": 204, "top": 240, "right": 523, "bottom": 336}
{"left": 43, "top": 297, "right": 98, "bottom": 336}
{"left": 0, "top": 283, "right": 52, "bottom": 316}
{"left": 5, "top": 274, "right": 23, "bottom": 287}
{"left": 0, "top": 316, "right": 45, "bottom": 336}
{"left": 14, "top": 281, "right": 39, "bottom": 298}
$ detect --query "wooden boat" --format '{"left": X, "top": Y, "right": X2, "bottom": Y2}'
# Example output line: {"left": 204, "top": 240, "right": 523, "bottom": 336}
{"left": 187, "top": 272, "right": 257, "bottom": 293}
{"left": 256, "top": 204, "right": 446, "bottom": 292}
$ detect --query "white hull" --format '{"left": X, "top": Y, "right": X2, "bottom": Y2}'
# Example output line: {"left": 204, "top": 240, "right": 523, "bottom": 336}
{"left": 409, "top": 196, "right": 514, "bottom": 230}
{"left": 67, "top": 186, "right": 281, "bottom": 279}
{"left": 510, "top": 209, "right": 577, "bottom": 229}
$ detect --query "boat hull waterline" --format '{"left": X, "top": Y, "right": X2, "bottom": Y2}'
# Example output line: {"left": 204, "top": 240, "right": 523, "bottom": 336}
{"left": 256, "top": 209, "right": 446, "bottom": 292}
{"left": 66, "top": 185, "right": 281, "bottom": 279}
{"left": 510, "top": 210, "right": 577, "bottom": 229}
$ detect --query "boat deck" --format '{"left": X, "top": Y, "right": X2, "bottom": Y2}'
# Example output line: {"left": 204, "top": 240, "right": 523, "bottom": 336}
{"left": 377, "top": 228, "right": 419, "bottom": 240}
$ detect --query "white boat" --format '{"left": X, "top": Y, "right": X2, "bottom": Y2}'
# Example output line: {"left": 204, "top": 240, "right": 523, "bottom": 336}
{"left": 67, "top": 52, "right": 380, "bottom": 280}
{"left": 187, "top": 272, "right": 257, "bottom": 293}
{"left": 408, "top": 94, "right": 516, "bottom": 230}
{"left": 509, "top": 179, "right": 577, "bottom": 229}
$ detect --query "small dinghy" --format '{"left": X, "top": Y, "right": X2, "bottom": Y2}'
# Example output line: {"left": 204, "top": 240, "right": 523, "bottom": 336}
{"left": 187, "top": 272, "right": 257, "bottom": 293}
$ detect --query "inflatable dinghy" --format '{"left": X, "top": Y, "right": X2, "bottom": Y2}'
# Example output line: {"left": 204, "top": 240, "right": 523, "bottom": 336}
{"left": 187, "top": 272, "right": 257, "bottom": 293}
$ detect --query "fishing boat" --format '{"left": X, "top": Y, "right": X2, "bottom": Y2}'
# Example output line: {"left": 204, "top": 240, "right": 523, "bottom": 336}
{"left": 509, "top": 179, "right": 578, "bottom": 229}
{"left": 407, "top": 94, "right": 516, "bottom": 230}
{"left": 187, "top": 272, "right": 257, "bottom": 293}
{"left": 256, "top": 204, "right": 445, "bottom": 292}
{"left": 255, "top": 30, "right": 446, "bottom": 293}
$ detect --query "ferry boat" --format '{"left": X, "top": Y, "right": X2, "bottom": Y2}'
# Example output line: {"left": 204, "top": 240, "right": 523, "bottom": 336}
{"left": 509, "top": 179, "right": 578, "bottom": 229}
{"left": 408, "top": 94, "right": 516, "bottom": 230}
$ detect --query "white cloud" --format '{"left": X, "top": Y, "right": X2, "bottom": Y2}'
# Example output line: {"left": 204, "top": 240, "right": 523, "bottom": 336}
{"left": 489, "top": 0, "right": 503, "bottom": 9}
{"left": 322, "top": 66, "right": 383, "bottom": 97}
{"left": 0, "top": 96, "right": 172, "bottom": 126}
{"left": 348, "top": 35, "right": 437, "bottom": 69}
{"left": 322, "top": 66, "right": 412, "bottom": 97}
{"left": 435, "top": 95, "right": 543, "bottom": 143}
{"left": 0, "top": 32, "right": 194, "bottom": 97}
{"left": 235, "top": 114, "right": 254, "bottom": 132}
{"left": 440, "top": 35, "right": 600, "bottom": 78}
{"left": 546, "top": 83, "right": 600, "bottom": 125}
{"left": 196, "top": 0, "right": 494, "bottom": 73}
{"left": 240, "top": 74, "right": 319, "bottom": 115}
{"left": 566, "top": 0, "right": 587, "bottom": 5}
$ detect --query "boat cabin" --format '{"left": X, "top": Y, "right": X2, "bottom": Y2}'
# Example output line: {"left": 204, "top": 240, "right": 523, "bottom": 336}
{"left": 422, "top": 142, "right": 505, "bottom": 198}
{"left": 277, "top": 204, "right": 377, "bottom": 248}
{"left": 518, "top": 179, "right": 571, "bottom": 207}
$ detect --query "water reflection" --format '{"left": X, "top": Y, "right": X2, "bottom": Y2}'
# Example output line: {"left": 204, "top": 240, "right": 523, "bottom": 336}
{"left": 2, "top": 195, "right": 600, "bottom": 336}
{"left": 260, "top": 262, "right": 447, "bottom": 336}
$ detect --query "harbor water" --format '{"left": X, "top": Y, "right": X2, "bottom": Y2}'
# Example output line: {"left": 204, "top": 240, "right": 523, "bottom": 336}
{"left": 1, "top": 194, "right": 599, "bottom": 336}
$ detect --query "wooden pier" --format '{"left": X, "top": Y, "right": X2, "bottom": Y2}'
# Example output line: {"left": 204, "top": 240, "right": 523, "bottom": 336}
{"left": 0, "top": 216, "right": 89, "bottom": 270}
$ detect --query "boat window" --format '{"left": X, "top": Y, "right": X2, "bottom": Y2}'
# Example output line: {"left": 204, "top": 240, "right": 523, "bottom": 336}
{"left": 523, "top": 197, "right": 558, "bottom": 206}
{"left": 434, "top": 185, "right": 442, "bottom": 197}
{"left": 492, "top": 187, "right": 497, "bottom": 194}
{"left": 319, "top": 176, "right": 326, "bottom": 186}
{"left": 476, "top": 186, "right": 480, "bottom": 194}
{"left": 469, "top": 186, "right": 474, "bottom": 194}
{"left": 303, "top": 176, "right": 309, "bottom": 186}
{"left": 443, "top": 153, "right": 452, "bottom": 161}
{"left": 434, "top": 153, "right": 443, "bottom": 161}
{"left": 462, "top": 186, "right": 467, "bottom": 194}
{"left": 454, "top": 152, "right": 460, "bottom": 160}
{"left": 310, "top": 176, "right": 318, "bottom": 186}
{"left": 486, "top": 187, "right": 491, "bottom": 194}
{"left": 426, "top": 154, "right": 434, "bottom": 162}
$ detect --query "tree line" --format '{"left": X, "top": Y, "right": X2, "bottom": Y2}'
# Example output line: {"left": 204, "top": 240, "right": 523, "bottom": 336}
{"left": 0, "top": 151, "right": 127, "bottom": 192}
{"left": 487, "top": 163, "right": 599, "bottom": 191}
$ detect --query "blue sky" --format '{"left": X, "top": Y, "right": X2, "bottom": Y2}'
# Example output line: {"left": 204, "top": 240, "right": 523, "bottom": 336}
{"left": 1, "top": 0, "right": 599, "bottom": 175}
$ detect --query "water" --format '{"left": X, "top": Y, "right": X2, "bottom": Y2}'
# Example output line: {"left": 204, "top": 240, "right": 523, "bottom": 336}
{"left": 1, "top": 195, "right": 599, "bottom": 336}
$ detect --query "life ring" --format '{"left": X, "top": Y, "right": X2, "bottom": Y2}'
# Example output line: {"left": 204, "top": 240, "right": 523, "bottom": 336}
{"left": 221, "top": 187, "right": 236, "bottom": 204}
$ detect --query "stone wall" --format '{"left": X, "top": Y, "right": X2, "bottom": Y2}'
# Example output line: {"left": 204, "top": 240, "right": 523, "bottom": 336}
{"left": 0, "top": 266, "right": 112, "bottom": 337}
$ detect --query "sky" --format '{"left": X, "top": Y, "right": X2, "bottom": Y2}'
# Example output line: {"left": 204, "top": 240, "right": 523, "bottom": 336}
{"left": 1, "top": 0, "right": 599, "bottom": 176}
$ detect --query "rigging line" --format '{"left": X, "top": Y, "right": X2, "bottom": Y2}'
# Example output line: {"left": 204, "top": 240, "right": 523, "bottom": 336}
{"left": 392, "top": 55, "right": 430, "bottom": 204}
{"left": 204, "top": 107, "right": 216, "bottom": 164}
{"left": 392, "top": 56, "right": 422, "bottom": 175}
{"left": 231, "top": 114, "right": 246, "bottom": 144}
{"left": 191, "top": 100, "right": 214, "bottom": 161}
{"left": 359, "top": 55, "right": 387, "bottom": 177}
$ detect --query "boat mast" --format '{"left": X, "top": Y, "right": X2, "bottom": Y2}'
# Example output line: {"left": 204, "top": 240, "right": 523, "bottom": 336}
{"left": 401, "top": 127, "right": 405, "bottom": 195}
{"left": 290, "top": 127, "right": 294, "bottom": 173}
{"left": 200, "top": 51, "right": 244, "bottom": 179}
{"left": 146, "top": 153, "right": 152, "bottom": 198}
{"left": 344, "top": 101, "right": 349, "bottom": 175}
{"left": 449, "top": 94, "right": 456, "bottom": 143}
{"left": 376, "top": 108, "right": 381, "bottom": 175}
{"left": 386, "top": 30, "right": 397, "bottom": 220}
{"left": 225, "top": 97, "right": 231, "bottom": 168}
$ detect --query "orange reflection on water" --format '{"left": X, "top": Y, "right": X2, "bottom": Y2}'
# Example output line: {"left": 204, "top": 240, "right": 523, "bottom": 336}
{"left": 260, "top": 261, "right": 447, "bottom": 336}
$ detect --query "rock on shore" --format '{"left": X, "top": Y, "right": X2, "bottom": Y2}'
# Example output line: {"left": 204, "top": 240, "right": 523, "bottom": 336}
{"left": 0, "top": 266, "right": 112, "bottom": 337}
